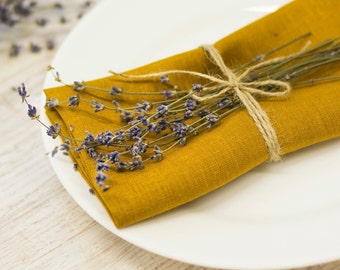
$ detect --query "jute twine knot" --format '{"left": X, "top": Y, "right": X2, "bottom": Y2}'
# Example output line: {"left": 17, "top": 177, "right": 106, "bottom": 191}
{"left": 194, "top": 44, "right": 292, "bottom": 162}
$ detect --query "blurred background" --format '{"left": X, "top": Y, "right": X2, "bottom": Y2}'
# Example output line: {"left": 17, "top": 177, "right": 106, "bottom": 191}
{"left": 0, "top": 0, "right": 99, "bottom": 90}
{"left": 1, "top": 1, "right": 339, "bottom": 270}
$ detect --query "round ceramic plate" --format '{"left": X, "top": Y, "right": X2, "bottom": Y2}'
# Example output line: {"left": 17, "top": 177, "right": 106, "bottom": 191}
{"left": 41, "top": 0, "right": 340, "bottom": 269}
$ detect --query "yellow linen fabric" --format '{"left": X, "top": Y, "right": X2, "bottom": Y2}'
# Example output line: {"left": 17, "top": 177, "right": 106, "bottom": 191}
{"left": 44, "top": 0, "right": 340, "bottom": 228}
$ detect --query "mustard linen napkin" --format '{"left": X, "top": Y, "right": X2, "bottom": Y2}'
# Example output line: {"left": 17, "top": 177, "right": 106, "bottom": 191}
{"left": 44, "top": 0, "right": 340, "bottom": 228}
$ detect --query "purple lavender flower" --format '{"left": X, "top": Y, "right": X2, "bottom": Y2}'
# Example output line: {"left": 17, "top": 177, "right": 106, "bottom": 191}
{"left": 129, "top": 155, "right": 143, "bottom": 171}
{"left": 155, "top": 119, "right": 168, "bottom": 134}
{"left": 91, "top": 100, "right": 105, "bottom": 112}
{"left": 154, "top": 104, "right": 168, "bottom": 119}
{"left": 107, "top": 151, "right": 120, "bottom": 164}
{"left": 253, "top": 54, "right": 265, "bottom": 62}
{"left": 136, "top": 100, "right": 152, "bottom": 112}
{"left": 59, "top": 140, "right": 70, "bottom": 152}
{"left": 137, "top": 116, "right": 155, "bottom": 132}
{"left": 161, "top": 90, "right": 174, "bottom": 99}
{"left": 87, "top": 147, "right": 98, "bottom": 159}
{"left": 206, "top": 114, "right": 219, "bottom": 129}
{"left": 160, "top": 75, "right": 168, "bottom": 84}
{"left": 172, "top": 121, "right": 189, "bottom": 138}
{"left": 131, "top": 137, "right": 147, "bottom": 156}
{"left": 112, "top": 100, "right": 120, "bottom": 108}
{"left": 27, "top": 104, "right": 38, "bottom": 119}
{"left": 102, "top": 185, "right": 110, "bottom": 192}
{"left": 114, "top": 130, "right": 125, "bottom": 141}
{"left": 117, "top": 161, "right": 128, "bottom": 171}
{"left": 73, "top": 163, "right": 78, "bottom": 171}
{"left": 95, "top": 172, "right": 108, "bottom": 186}
{"left": 138, "top": 115, "right": 148, "bottom": 125}
{"left": 51, "top": 146, "right": 58, "bottom": 157}
{"left": 96, "top": 161, "right": 110, "bottom": 172}
{"left": 184, "top": 98, "right": 197, "bottom": 111}
{"left": 46, "top": 123, "right": 60, "bottom": 139}
{"left": 127, "top": 126, "right": 142, "bottom": 138}
{"left": 95, "top": 131, "right": 114, "bottom": 146}
{"left": 217, "top": 98, "right": 233, "bottom": 109}
{"left": 17, "top": 83, "right": 27, "bottom": 102}
{"left": 110, "top": 86, "right": 122, "bottom": 95}
{"left": 130, "top": 145, "right": 140, "bottom": 157}
{"left": 147, "top": 122, "right": 157, "bottom": 133}
{"left": 198, "top": 109, "right": 210, "bottom": 117}
{"left": 68, "top": 95, "right": 79, "bottom": 106}
{"left": 83, "top": 131, "right": 95, "bottom": 148}
{"left": 101, "top": 131, "right": 115, "bottom": 146}
{"left": 46, "top": 98, "right": 59, "bottom": 108}
{"left": 73, "top": 81, "right": 86, "bottom": 91}
{"left": 120, "top": 110, "right": 133, "bottom": 123}
{"left": 192, "top": 83, "right": 202, "bottom": 92}
{"left": 150, "top": 145, "right": 163, "bottom": 160}
{"left": 184, "top": 109, "right": 193, "bottom": 119}
{"left": 180, "top": 137, "right": 186, "bottom": 146}
{"left": 127, "top": 119, "right": 141, "bottom": 126}
{"left": 73, "top": 146, "right": 84, "bottom": 152}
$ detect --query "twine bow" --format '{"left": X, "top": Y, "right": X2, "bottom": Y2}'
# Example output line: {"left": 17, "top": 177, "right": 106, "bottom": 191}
{"left": 194, "top": 44, "right": 292, "bottom": 161}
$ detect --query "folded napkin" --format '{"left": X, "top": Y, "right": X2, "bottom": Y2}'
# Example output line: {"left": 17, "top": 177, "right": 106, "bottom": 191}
{"left": 44, "top": 0, "right": 340, "bottom": 228}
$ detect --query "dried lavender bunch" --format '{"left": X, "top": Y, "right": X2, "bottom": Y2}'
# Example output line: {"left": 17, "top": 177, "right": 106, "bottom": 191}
{"left": 19, "top": 34, "right": 340, "bottom": 192}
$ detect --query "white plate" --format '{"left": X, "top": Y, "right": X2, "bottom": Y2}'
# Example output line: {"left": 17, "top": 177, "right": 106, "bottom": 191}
{"left": 41, "top": 0, "right": 340, "bottom": 269}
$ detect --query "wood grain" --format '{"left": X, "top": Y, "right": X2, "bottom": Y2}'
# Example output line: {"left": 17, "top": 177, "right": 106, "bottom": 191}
{"left": 0, "top": 1, "right": 339, "bottom": 269}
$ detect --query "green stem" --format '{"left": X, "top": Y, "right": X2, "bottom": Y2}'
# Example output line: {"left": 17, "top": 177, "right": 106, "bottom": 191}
{"left": 234, "top": 32, "right": 312, "bottom": 72}
{"left": 292, "top": 76, "right": 340, "bottom": 86}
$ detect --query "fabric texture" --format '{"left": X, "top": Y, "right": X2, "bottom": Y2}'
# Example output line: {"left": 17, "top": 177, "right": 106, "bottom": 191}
{"left": 44, "top": 0, "right": 340, "bottom": 228}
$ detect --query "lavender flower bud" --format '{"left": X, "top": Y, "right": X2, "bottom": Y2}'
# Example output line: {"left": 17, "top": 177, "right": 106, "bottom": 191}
{"left": 27, "top": 104, "right": 38, "bottom": 119}
{"left": 161, "top": 90, "right": 174, "bottom": 99}
{"left": 172, "top": 121, "right": 189, "bottom": 138}
{"left": 95, "top": 172, "right": 108, "bottom": 186}
{"left": 46, "top": 123, "right": 60, "bottom": 139}
{"left": 206, "top": 114, "right": 219, "bottom": 129}
{"left": 73, "top": 81, "right": 86, "bottom": 91}
{"left": 91, "top": 100, "right": 105, "bottom": 112}
{"left": 17, "top": 83, "right": 27, "bottom": 102}
{"left": 185, "top": 98, "right": 197, "bottom": 111}
{"left": 46, "top": 98, "right": 59, "bottom": 108}
{"left": 160, "top": 75, "right": 168, "bottom": 84}
{"left": 68, "top": 95, "right": 79, "bottom": 106}
{"left": 110, "top": 86, "right": 122, "bottom": 95}
{"left": 150, "top": 145, "right": 163, "bottom": 160}
{"left": 120, "top": 110, "right": 133, "bottom": 122}
{"left": 96, "top": 161, "right": 110, "bottom": 172}
{"left": 154, "top": 104, "right": 168, "bottom": 119}
{"left": 192, "top": 84, "right": 202, "bottom": 92}
{"left": 107, "top": 151, "right": 120, "bottom": 164}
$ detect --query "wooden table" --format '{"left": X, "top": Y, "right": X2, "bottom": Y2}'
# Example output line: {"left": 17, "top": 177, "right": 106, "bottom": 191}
{"left": 1, "top": 1, "right": 339, "bottom": 269}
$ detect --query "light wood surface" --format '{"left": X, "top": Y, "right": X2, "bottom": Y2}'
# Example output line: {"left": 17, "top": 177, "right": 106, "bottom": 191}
{"left": 1, "top": 1, "right": 339, "bottom": 269}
